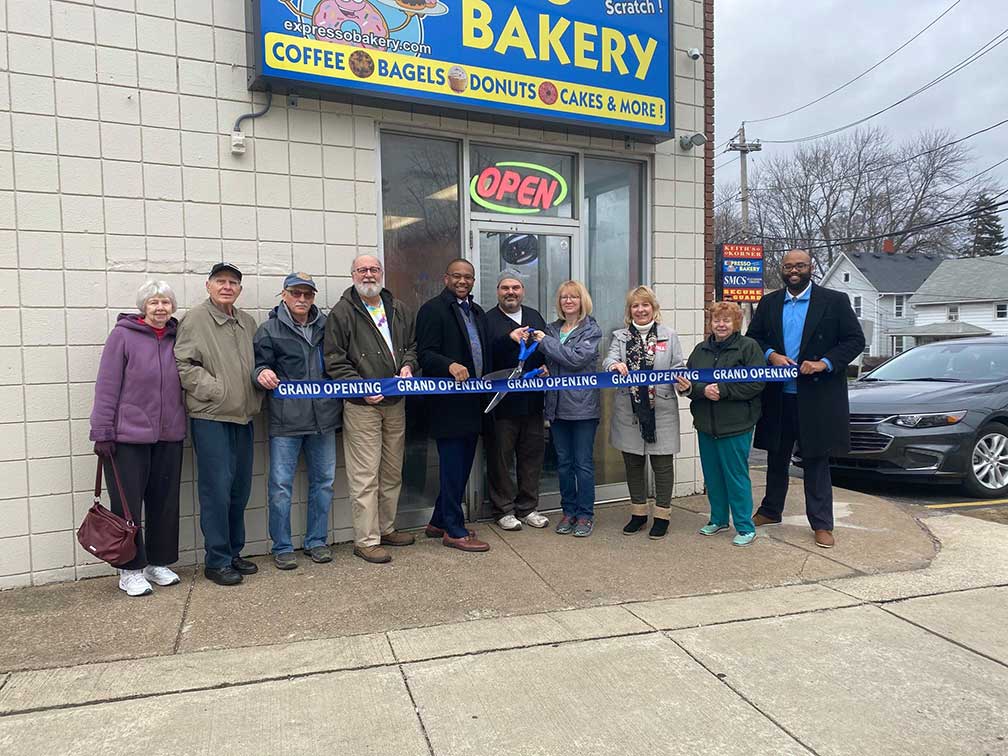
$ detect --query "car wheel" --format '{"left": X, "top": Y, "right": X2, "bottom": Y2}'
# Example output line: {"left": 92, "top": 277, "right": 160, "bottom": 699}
{"left": 963, "top": 422, "right": 1008, "bottom": 498}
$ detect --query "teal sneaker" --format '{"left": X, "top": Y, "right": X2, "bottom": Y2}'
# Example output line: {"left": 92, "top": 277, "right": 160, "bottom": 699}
{"left": 698, "top": 523, "right": 729, "bottom": 536}
{"left": 732, "top": 532, "right": 756, "bottom": 547}
{"left": 555, "top": 516, "right": 575, "bottom": 535}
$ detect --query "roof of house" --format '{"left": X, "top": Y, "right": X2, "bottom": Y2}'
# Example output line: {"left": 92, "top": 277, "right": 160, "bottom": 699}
{"left": 831, "top": 251, "right": 944, "bottom": 294}
{"left": 887, "top": 322, "right": 993, "bottom": 337}
{"left": 912, "top": 255, "right": 1008, "bottom": 305}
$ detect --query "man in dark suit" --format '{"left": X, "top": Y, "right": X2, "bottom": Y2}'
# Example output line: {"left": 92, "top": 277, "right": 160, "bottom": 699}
{"left": 416, "top": 258, "right": 492, "bottom": 552}
{"left": 483, "top": 272, "right": 550, "bottom": 531}
{"left": 746, "top": 249, "right": 865, "bottom": 548}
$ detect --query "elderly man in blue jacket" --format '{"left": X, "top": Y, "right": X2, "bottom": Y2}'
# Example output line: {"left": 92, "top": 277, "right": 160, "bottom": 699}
{"left": 254, "top": 272, "right": 343, "bottom": 570}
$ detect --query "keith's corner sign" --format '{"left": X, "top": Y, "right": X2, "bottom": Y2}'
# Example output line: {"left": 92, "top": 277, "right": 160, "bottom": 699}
{"left": 718, "top": 243, "right": 764, "bottom": 304}
{"left": 246, "top": 0, "right": 674, "bottom": 140}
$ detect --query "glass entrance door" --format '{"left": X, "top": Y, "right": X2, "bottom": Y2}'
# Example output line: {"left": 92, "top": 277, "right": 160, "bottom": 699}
{"left": 472, "top": 223, "right": 578, "bottom": 518}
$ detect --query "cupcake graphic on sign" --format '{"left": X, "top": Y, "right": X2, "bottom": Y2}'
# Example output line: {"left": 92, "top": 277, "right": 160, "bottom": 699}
{"left": 278, "top": 0, "right": 448, "bottom": 55}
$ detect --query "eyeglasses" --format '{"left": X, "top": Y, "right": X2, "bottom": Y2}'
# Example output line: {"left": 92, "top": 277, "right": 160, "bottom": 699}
{"left": 354, "top": 266, "right": 382, "bottom": 276}
{"left": 286, "top": 289, "right": 315, "bottom": 299}
{"left": 448, "top": 272, "right": 475, "bottom": 282}
{"left": 559, "top": 294, "right": 581, "bottom": 301}
{"left": 782, "top": 263, "right": 810, "bottom": 272}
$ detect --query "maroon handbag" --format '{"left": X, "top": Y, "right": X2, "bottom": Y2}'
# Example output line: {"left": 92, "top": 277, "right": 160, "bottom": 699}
{"left": 76, "top": 457, "right": 138, "bottom": 566}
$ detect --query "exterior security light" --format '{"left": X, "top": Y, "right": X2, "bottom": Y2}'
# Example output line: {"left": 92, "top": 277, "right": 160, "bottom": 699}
{"left": 679, "top": 133, "right": 707, "bottom": 150}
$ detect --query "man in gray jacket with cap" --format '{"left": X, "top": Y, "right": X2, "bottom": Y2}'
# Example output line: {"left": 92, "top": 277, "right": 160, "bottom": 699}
{"left": 254, "top": 272, "right": 343, "bottom": 570}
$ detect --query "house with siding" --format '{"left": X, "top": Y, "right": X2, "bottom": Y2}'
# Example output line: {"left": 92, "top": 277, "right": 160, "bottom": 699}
{"left": 890, "top": 255, "right": 1008, "bottom": 347}
{"left": 820, "top": 251, "right": 943, "bottom": 357}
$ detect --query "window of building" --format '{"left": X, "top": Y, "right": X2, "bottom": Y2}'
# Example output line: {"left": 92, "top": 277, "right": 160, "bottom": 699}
{"left": 852, "top": 295, "right": 862, "bottom": 317}
{"left": 842, "top": 272, "right": 850, "bottom": 283}
{"left": 469, "top": 144, "right": 575, "bottom": 220}
{"left": 894, "top": 295, "right": 906, "bottom": 318}
{"left": 893, "top": 336, "right": 907, "bottom": 354}
{"left": 947, "top": 305, "right": 959, "bottom": 322}
{"left": 996, "top": 303, "right": 1007, "bottom": 319}
{"left": 380, "top": 133, "right": 462, "bottom": 314}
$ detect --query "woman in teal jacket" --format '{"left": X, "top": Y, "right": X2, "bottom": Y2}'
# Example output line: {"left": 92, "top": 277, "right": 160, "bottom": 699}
{"left": 676, "top": 301, "right": 765, "bottom": 546}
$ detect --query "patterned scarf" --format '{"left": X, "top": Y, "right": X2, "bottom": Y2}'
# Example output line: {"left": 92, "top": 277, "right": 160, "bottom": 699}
{"left": 626, "top": 323, "right": 658, "bottom": 443}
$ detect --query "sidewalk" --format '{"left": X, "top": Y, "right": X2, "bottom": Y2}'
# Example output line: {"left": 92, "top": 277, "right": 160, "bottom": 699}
{"left": 1, "top": 478, "right": 1006, "bottom": 755}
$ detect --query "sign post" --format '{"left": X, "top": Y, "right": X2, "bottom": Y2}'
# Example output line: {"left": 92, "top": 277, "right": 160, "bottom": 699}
{"left": 719, "top": 243, "right": 764, "bottom": 304}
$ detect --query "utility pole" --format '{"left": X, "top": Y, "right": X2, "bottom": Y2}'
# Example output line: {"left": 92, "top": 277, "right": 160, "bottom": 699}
{"left": 727, "top": 123, "right": 762, "bottom": 326}
{"left": 728, "top": 123, "right": 762, "bottom": 240}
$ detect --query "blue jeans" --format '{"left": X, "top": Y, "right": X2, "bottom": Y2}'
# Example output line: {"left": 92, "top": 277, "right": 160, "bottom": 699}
{"left": 268, "top": 432, "right": 337, "bottom": 554}
{"left": 551, "top": 418, "right": 598, "bottom": 519}
{"left": 191, "top": 419, "right": 254, "bottom": 570}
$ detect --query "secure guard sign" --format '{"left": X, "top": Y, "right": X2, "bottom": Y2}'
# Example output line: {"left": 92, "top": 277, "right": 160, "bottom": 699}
{"left": 247, "top": 0, "right": 673, "bottom": 140}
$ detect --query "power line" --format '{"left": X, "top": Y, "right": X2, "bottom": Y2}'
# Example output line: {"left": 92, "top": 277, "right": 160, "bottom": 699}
{"left": 754, "top": 196, "right": 1008, "bottom": 250}
{"left": 714, "top": 155, "right": 740, "bottom": 170}
{"left": 747, "top": 0, "right": 963, "bottom": 125}
{"left": 746, "top": 117, "right": 1008, "bottom": 195}
{"left": 713, "top": 192, "right": 741, "bottom": 210}
{"left": 760, "top": 25, "right": 1008, "bottom": 144}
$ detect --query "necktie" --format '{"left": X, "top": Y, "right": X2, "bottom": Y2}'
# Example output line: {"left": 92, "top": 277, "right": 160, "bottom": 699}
{"left": 460, "top": 300, "right": 471, "bottom": 315}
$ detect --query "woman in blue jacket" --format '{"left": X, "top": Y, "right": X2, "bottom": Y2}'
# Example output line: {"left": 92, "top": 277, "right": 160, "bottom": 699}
{"left": 532, "top": 280, "right": 602, "bottom": 537}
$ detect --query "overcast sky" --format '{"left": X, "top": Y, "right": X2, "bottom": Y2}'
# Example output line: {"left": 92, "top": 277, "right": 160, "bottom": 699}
{"left": 713, "top": 0, "right": 1008, "bottom": 197}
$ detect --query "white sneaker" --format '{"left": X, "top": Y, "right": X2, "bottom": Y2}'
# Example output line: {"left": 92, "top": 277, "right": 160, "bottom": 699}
{"left": 143, "top": 565, "right": 181, "bottom": 586}
{"left": 522, "top": 511, "right": 549, "bottom": 528}
{"left": 496, "top": 514, "right": 523, "bottom": 531}
{"left": 119, "top": 569, "right": 153, "bottom": 597}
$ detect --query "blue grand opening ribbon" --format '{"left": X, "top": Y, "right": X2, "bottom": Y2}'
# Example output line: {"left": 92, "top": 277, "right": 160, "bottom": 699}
{"left": 273, "top": 366, "right": 798, "bottom": 400}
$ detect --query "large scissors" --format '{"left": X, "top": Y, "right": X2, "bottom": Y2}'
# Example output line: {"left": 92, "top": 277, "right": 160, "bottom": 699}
{"left": 484, "top": 338, "right": 544, "bottom": 414}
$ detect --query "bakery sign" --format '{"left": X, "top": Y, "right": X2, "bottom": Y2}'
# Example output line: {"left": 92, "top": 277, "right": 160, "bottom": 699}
{"left": 246, "top": 0, "right": 673, "bottom": 140}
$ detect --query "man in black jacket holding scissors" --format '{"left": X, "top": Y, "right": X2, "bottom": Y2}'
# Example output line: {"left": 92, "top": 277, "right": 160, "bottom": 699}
{"left": 484, "top": 272, "right": 550, "bottom": 532}
{"left": 416, "top": 258, "right": 493, "bottom": 553}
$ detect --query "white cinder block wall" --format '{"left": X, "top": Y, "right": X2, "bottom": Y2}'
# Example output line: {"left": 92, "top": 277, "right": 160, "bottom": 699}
{"left": 0, "top": 0, "right": 708, "bottom": 587}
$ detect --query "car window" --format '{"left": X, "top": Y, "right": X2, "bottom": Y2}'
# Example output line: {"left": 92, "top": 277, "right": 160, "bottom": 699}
{"left": 866, "top": 343, "right": 1008, "bottom": 382}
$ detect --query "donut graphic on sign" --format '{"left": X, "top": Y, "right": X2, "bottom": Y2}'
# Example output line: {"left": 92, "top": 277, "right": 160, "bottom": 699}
{"left": 277, "top": 0, "right": 448, "bottom": 55}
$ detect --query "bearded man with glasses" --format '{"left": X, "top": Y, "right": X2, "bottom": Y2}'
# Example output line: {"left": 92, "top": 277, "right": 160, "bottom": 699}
{"left": 746, "top": 249, "right": 865, "bottom": 549}
{"left": 324, "top": 255, "right": 418, "bottom": 564}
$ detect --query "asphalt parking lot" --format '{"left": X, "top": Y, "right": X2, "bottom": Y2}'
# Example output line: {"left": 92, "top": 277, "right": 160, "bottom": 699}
{"left": 748, "top": 449, "right": 1008, "bottom": 526}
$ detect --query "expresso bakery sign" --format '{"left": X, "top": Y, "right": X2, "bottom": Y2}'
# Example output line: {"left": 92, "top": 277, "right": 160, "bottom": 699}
{"left": 246, "top": 0, "right": 673, "bottom": 140}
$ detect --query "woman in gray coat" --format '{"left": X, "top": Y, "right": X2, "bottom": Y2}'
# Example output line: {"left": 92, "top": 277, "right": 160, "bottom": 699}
{"left": 531, "top": 280, "right": 602, "bottom": 538}
{"left": 603, "top": 286, "right": 685, "bottom": 540}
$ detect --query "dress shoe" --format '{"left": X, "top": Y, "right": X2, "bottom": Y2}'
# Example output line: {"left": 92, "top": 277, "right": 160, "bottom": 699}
{"left": 814, "top": 529, "right": 835, "bottom": 548}
{"left": 442, "top": 531, "right": 490, "bottom": 552}
{"left": 753, "top": 514, "right": 781, "bottom": 527}
{"left": 381, "top": 530, "right": 416, "bottom": 547}
{"left": 354, "top": 544, "right": 392, "bottom": 564}
{"left": 205, "top": 566, "right": 243, "bottom": 586}
{"left": 425, "top": 524, "right": 446, "bottom": 538}
{"left": 231, "top": 556, "right": 258, "bottom": 574}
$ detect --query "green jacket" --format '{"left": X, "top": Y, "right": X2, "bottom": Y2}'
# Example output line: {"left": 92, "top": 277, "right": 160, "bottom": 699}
{"left": 685, "top": 332, "right": 765, "bottom": 439}
{"left": 174, "top": 298, "right": 263, "bottom": 424}
{"left": 323, "top": 286, "right": 418, "bottom": 406}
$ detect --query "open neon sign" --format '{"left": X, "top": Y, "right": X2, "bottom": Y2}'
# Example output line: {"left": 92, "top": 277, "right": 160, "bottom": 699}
{"left": 469, "top": 161, "right": 569, "bottom": 215}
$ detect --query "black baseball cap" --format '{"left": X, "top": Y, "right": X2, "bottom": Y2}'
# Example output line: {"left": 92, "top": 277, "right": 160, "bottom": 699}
{"left": 208, "top": 262, "right": 243, "bottom": 280}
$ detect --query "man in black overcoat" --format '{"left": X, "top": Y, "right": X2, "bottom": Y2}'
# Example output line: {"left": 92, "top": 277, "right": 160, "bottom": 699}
{"left": 483, "top": 271, "right": 550, "bottom": 531}
{"left": 746, "top": 249, "right": 865, "bottom": 548}
{"left": 416, "top": 258, "right": 492, "bottom": 552}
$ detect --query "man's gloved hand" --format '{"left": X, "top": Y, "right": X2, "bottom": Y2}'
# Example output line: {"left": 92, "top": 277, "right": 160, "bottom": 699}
{"left": 93, "top": 441, "right": 116, "bottom": 458}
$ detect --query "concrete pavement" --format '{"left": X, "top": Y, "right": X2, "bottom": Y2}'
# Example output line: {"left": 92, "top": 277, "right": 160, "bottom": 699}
{"left": 1, "top": 481, "right": 1007, "bottom": 755}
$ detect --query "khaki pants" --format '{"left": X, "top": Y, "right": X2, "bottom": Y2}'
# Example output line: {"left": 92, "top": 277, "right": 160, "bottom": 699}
{"left": 343, "top": 400, "right": 407, "bottom": 547}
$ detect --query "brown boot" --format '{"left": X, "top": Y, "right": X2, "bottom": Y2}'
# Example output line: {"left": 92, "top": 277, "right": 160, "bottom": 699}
{"left": 753, "top": 513, "right": 781, "bottom": 526}
{"left": 381, "top": 530, "right": 416, "bottom": 547}
{"left": 353, "top": 545, "right": 392, "bottom": 564}
{"left": 814, "top": 529, "right": 835, "bottom": 548}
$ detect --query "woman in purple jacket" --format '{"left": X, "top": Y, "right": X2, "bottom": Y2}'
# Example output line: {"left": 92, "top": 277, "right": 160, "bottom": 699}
{"left": 90, "top": 282, "right": 187, "bottom": 597}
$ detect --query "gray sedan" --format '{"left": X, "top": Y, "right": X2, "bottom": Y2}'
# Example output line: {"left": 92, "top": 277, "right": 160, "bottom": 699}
{"left": 831, "top": 337, "right": 1008, "bottom": 498}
